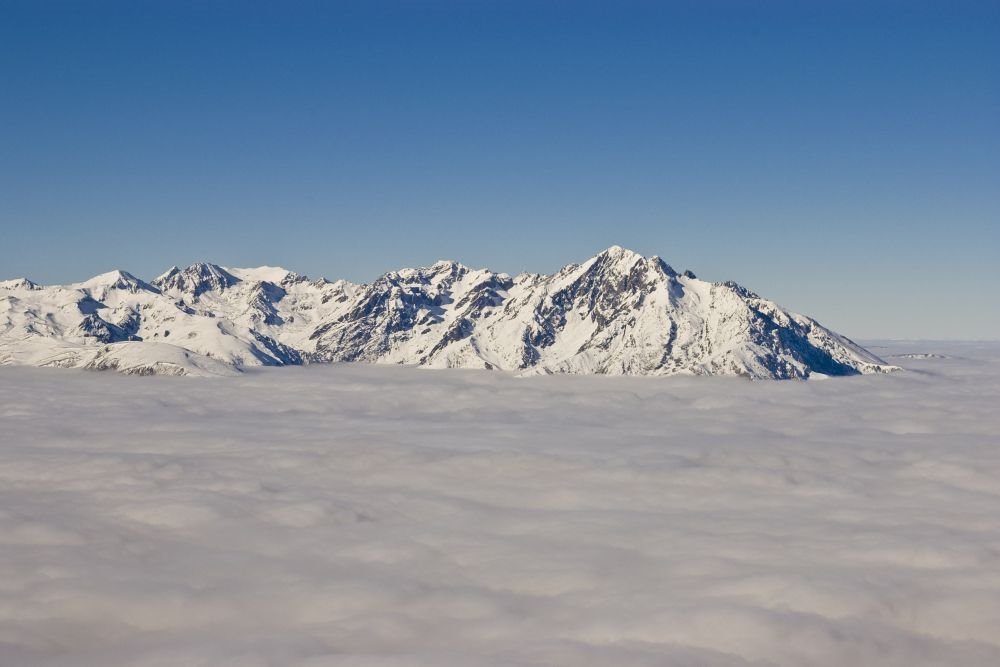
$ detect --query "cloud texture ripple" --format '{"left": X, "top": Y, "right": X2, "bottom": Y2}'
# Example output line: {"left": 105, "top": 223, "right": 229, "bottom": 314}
{"left": 1, "top": 342, "right": 999, "bottom": 666}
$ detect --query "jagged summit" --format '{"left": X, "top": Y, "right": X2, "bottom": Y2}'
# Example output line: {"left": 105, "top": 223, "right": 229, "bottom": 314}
{"left": 153, "top": 266, "right": 179, "bottom": 282}
{"left": 392, "top": 259, "right": 471, "bottom": 283}
{"left": 0, "top": 248, "right": 897, "bottom": 378}
{"left": 431, "top": 259, "right": 465, "bottom": 270}
{"left": 153, "top": 263, "right": 241, "bottom": 297}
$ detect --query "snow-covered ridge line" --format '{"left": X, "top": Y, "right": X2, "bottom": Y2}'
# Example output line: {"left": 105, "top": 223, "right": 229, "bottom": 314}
{"left": 1, "top": 247, "right": 897, "bottom": 378}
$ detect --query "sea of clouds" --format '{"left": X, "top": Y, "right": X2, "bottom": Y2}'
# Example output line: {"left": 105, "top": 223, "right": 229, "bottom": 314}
{"left": 1, "top": 341, "right": 999, "bottom": 666}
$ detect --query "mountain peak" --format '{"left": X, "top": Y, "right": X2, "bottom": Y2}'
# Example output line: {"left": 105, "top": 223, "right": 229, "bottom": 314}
{"left": 228, "top": 266, "right": 297, "bottom": 285}
{"left": 593, "top": 245, "right": 647, "bottom": 265}
{"left": 184, "top": 262, "right": 230, "bottom": 275}
{"left": 0, "top": 277, "right": 39, "bottom": 291}
{"left": 154, "top": 266, "right": 180, "bottom": 282}
{"left": 77, "top": 270, "right": 156, "bottom": 294}
{"left": 599, "top": 245, "right": 641, "bottom": 258}
{"left": 579, "top": 245, "right": 647, "bottom": 276}
{"left": 428, "top": 259, "right": 470, "bottom": 275}
{"left": 153, "top": 263, "right": 241, "bottom": 296}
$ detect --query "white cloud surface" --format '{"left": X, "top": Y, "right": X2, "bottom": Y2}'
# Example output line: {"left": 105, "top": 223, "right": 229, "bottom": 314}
{"left": 1, "top": 342, "right": 999, "bottom": 666}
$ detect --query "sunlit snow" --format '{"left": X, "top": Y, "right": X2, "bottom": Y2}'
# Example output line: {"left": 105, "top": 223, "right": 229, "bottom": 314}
{"left": 1, "top": 342, "right": 998, "bottom": 666}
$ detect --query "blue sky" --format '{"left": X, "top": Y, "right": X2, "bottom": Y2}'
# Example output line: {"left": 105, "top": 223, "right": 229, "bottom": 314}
{"left": 1, "top": 1, "right": 997, "bottom": 338}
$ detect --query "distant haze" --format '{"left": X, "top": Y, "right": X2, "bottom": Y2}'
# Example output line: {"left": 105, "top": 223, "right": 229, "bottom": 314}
{"left": 1, "top": 1, "right": 997, "bottom": 339}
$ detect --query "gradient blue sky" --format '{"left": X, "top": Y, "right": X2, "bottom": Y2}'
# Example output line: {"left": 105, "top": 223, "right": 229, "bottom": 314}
{"left": 2, "top": 1, "right": 997, "bottom": 338}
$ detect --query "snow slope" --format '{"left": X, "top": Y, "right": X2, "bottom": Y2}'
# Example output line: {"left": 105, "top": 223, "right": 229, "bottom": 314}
{"left": 1, "top": 247, "right": 896, "bottom": 378}
{"left": 0, "top": 342, "right": 996, "bottom": 666}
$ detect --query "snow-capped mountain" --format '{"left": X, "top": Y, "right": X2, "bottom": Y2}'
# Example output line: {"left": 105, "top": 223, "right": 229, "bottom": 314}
{"left": 0, "top": 247, "right": 896, "bottom": 378}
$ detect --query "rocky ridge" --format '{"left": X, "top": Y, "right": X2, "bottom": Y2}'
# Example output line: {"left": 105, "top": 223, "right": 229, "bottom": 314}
{"left": 0, "top": 247, "right": 895, "bottom": 378}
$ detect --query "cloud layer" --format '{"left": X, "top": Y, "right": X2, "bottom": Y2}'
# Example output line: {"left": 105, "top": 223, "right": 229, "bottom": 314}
{"left": 1, "top": 342, "right": 999, "bottom": 666}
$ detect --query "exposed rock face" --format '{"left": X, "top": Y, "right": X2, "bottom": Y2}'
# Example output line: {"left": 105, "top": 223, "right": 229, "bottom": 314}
{"left": 0, "top": 248, "right": 896, "bottom": 378}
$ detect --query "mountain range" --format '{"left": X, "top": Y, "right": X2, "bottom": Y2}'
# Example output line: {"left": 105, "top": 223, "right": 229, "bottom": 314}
{"left": 0, "top": 246, "right": 895, "bottom": 378}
